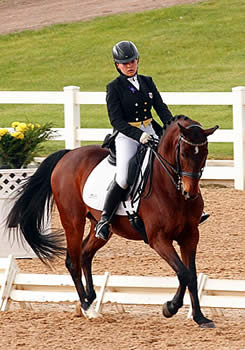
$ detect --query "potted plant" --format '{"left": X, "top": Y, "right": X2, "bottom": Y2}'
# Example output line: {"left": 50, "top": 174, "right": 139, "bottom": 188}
{"left": 0, "top": 121, "right": 55, "bottom": 169}
{"left": 0, "top": 121, "right": 55, "bottom": 257}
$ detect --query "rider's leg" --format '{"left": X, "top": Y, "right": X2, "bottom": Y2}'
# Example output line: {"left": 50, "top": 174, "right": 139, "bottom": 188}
{"left": 95, "top": 133, "right": 138, "bottom": 241}
{"left": 95, "top": 180, "right": 126, "bottom": 240}
{"left": 96, "top": 124, "right": 157, "bottom": 241}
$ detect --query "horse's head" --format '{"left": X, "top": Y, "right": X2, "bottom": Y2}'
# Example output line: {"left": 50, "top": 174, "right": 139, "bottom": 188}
{"left": 160, "top": 115, "right": 219, "bottom": 200}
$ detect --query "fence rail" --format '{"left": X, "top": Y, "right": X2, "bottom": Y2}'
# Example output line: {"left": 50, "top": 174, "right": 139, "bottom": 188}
{"left": 1, "top": 86, "right": 245, "bottom": 189}
{"left": 1, "top": 256, "right": 244, "bottom": 316}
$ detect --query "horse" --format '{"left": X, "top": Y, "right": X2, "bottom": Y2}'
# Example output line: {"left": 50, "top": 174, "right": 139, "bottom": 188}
{"left": 6, "top": 115, "right": 218, "bottom": 328}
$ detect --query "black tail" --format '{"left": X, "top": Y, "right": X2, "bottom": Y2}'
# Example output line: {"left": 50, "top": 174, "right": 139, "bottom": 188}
{"left": 6, "top": 149, "right": 70, "bottom": 262}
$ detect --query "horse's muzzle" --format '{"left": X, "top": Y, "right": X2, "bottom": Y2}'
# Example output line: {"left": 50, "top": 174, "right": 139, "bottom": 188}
{"left": 181, "top": 178, "right": 200, "bottom": 200}
{"left": 183, "top": 190, "right": 199, "bottom": 200}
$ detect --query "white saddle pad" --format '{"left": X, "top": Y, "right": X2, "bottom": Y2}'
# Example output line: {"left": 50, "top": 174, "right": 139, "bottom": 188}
{"left": 83, "top": 157, "right": 129, "bottom": 215}
{"left": 83, "top": 149, "right": 151, "bottom": 216}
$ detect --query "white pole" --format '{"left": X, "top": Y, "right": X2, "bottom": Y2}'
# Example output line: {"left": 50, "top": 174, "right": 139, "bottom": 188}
{"left": 232, "top": 86, "right": 245, "bottom": 190}
{"left": 63, "top": 86, "right": 81, "bottom": 149}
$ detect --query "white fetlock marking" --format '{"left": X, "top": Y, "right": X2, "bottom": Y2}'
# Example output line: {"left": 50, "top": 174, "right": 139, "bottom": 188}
{"left": 81, "top": 305, "right": 102, "bottom": 319}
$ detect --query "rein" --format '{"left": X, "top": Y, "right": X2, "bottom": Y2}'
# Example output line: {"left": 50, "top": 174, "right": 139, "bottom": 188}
{"left": 148, "top": 141, "right": 182, "bottom": 191}
{"left": 147, "top": 130, "right": 208, "bottom": 193}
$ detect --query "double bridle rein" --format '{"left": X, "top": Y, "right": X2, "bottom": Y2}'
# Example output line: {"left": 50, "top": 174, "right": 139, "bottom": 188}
{"left": 148, "top": 125, "right": 208, "bottom": 193}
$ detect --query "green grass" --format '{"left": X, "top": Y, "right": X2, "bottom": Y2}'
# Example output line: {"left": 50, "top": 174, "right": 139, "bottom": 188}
{"left": 0, "top": 0, "right": 244, "bottom": 158}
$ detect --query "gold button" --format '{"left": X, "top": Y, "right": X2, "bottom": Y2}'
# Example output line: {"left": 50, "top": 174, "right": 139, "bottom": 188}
{"left": 144, "top": 102, "right": 147, "bottom": 105}
{"left": 144, "top": 116, "right": 147, "bottom": 119}
{"left": 136, "top": 118, "right": 139, "bottom": 121}
{"left": 144, "top": 109, "right": 147, "bottom": 112}
{"left": 135, "top": 103, "right": 138, "bottom": 106}
{"left": 136, "top": 111, "right": 139, "bottom": 114}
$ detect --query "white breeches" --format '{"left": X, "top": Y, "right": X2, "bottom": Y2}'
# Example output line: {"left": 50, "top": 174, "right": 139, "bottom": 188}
{"left": 115, "top": 123, "right": 157, "bottom": 189}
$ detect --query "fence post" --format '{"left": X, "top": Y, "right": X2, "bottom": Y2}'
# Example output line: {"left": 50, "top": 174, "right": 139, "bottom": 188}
{"left": 232, "top": 86, "right": 245, "bottom": 190}
{"left": 63, "top": 86, "right": 81, "bottom": 149}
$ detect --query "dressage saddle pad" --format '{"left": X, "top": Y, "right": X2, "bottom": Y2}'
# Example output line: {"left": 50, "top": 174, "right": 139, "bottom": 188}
{"left": 83, "top": 148, "right": 151, "bottom": 216}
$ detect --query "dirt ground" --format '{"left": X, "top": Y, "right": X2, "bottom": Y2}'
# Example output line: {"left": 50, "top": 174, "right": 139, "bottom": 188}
{"left": 0, "top": 1, "right": 245, "bottom": 350}
{"left": 0, "top": 186, "right": 244, "bottom": 350}
{"left": 0, "top": 0, "right": 204, "bottom": 34}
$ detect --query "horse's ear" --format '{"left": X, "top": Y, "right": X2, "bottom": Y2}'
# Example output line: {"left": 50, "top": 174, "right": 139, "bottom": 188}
{"left": 203, "top": 125, "right": 219, "bottom": 137}
{"left": 177, "top": 123, "right": 189, "bottom": 137}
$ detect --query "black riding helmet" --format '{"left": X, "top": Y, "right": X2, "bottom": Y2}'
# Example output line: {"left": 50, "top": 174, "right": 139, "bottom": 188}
{"left": 112, "top": 41, "right": 139, "bottom": 64}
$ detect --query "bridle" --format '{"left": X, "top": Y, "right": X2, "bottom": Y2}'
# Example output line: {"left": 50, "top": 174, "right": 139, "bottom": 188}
{"left": 148, "top": 125, "right": 208, "bottom": 194}
{"left": 176, "top": 135, "right": 208, "bottom": 180}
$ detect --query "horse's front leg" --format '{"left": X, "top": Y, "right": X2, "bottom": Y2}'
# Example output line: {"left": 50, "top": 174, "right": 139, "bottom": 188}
{"left": 180, "top": 233, "right": 215, "bottom": 328}
{"left": 151, "top": 237, "right": 190, "bottom": 318}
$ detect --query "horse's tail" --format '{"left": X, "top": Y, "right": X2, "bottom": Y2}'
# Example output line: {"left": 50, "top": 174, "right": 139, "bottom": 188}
{"left": 6, "top": 149, "right": 70, "bottom": 262}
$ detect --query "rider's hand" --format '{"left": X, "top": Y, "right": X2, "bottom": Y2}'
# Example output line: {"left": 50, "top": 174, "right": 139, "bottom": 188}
{"left": 139, "top": 132, "right": 153, "bottom": 144}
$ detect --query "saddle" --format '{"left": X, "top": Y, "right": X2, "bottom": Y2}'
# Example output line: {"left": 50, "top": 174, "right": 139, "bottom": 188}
{"left": 102, "top": 132, "right": 157, "bottom": 244}
{"left": 101, "top": 131, "right": 118, "bottom": 166}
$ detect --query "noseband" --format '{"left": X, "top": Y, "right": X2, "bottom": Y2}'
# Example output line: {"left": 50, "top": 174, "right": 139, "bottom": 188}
{"left": 149, "top": 125, "right": 208, "bottom": 194}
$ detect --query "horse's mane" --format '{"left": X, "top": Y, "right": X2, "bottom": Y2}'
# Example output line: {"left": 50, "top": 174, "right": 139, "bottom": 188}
{"left": 161, "top": 114, "right": 202, "bottom": 143}
{"left": 163, "top": 114, "right": 193, "bottom": 132}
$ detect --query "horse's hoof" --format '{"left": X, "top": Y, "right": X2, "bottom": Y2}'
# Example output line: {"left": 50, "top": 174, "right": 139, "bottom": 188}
{"left": 162, "top": 302, "right": 173, "bottom": 318}
{"left": 81, "top": 305, "right": 102, "bottom": 319}
{"left": 199, "top": 321, "right": 216, "bottom": 329}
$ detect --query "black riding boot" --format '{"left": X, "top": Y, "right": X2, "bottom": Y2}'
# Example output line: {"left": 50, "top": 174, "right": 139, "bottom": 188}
{"left": 95, "top": 181, "right": 126, "bottom": 241}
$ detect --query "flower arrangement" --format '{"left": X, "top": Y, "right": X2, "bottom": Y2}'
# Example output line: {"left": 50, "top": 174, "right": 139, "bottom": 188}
{"left": 0, "top": 121, "right": 55, "bottom": 169}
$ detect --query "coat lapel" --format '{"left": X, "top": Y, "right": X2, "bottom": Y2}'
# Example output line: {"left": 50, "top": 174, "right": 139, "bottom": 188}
{"left": 118, "top": 75, "right": 138, "bottom": 95}
{"left": 138, "top": 75, "right": 151, "bottom": 99}
{"left": 118, "top": 75, "right": 151, "bottom": 100}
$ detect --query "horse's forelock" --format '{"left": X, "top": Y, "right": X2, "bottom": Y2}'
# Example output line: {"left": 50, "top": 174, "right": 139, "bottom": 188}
{"left": 163, "top": 115, "right": 192, "bottom": 138}
{"left": 161, "top": 115, "right": 206, "bottom": 146}
{"left": 164, "top": 115, "right": 191, "bottom": 131}
{"left": 182, "top": 124, "right": 208, "bottom": 145}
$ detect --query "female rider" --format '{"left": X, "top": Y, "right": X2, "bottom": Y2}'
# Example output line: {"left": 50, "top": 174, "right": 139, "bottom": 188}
{"left": 95, "top": 41, "right": 172, "bottom": 241}
{"left": 95, "top": 41, "right": 208, "bottom": 241}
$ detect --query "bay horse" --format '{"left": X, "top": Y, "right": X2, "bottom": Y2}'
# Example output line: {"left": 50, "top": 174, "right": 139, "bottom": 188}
{"left": 7, "top": 115, "right": 218, "bottom": 328}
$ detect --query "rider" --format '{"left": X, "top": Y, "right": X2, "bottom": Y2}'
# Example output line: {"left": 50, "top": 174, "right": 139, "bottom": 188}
{"left": 95, "top": 40, "right": 173, "bottom": 241}
{"left": 95, "top": 40, "right": 209, "bottom": 241}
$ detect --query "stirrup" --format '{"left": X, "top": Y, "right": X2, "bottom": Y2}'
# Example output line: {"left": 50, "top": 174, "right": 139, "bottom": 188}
{"left": 199, "top": 213, "right": 210, "bottom": 225}
{"left": 95, "top": 220, "right": 110, "bottom": 241}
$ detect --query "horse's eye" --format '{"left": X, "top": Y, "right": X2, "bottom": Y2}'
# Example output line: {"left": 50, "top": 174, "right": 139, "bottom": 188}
{"left": 181, "top": 151, "right": 188, "bottom": 158}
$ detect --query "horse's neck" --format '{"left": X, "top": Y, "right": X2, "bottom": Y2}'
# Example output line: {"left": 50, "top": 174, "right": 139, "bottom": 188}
{"left": 151, "top": 127, "right": 181, "bottom": 197}
{"left": 158, "top": 129, "right": 178, "bottom": 165}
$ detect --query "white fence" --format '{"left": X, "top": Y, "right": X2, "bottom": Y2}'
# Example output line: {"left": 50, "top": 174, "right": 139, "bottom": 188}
{"left": 1, "top": 86, "right": 245, "bottom": 189}
{"left": 1, "top": 256, "right": 245, "bottom": 315}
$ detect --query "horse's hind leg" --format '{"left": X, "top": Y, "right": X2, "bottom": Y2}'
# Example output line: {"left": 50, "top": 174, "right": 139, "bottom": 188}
{"left": 63, "top": 217, "right": 90, "bottom": 312}
{"left": 81, "top": 215, "right": 108, "bottom": 305}
{"left": 56, "top": 198, "right": 96, "bottom": 317}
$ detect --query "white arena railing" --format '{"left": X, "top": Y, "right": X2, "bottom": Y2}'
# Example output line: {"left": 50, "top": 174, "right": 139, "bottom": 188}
{"left": 0, "top": 86, "right": 245, "bottom": 189}
{"left": 1, "top": 256, "right": 245, "bottom": 314}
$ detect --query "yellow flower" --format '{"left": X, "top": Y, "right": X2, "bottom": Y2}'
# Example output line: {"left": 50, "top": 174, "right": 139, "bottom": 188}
{"left": 11, "top": 121, "right": 20, "bottom": 128}
{"left": 0, "top": 128, "right": 9, "bottom": 137}
{"left": 11, "top": 131, "right": 25, "bottom": 139}
{"left": 28, "top": 123, "right": 35, "bottom": 129}
{"left": 15, "top": 122, "right": 28, "bottom": 132}
{"left": 0, "top": 120, "right": 53, "bottom": 169}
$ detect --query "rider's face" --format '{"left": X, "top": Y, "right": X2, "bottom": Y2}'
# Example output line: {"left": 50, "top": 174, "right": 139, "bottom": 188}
{"left": 116, "top": 59, "right": 138, "bottom": 77}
